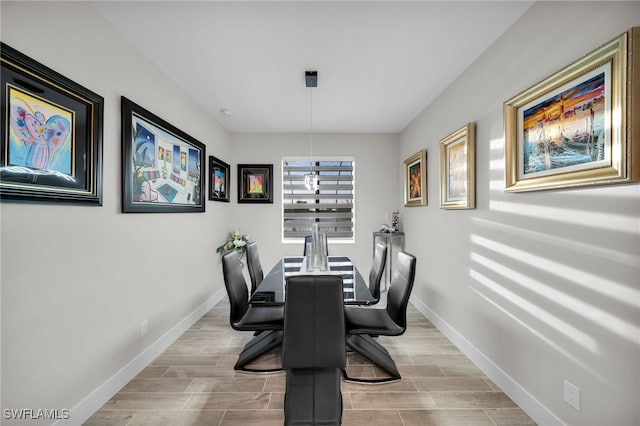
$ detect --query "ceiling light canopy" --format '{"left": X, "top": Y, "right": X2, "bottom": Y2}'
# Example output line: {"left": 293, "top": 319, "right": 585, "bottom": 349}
{"left": 305, "top": 71, "right": 317, "bottom": 88}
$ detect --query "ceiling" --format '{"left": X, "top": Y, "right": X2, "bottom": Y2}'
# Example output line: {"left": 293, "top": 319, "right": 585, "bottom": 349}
{"left": 93, "top": 1, "right": 534, "bottom": 134}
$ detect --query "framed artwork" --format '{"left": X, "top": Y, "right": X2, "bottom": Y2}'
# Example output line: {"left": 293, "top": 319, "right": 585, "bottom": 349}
{"left": 238, "top": 164, "right": 273, "bottom": 203}
{"left": 121, "top": 97, "right": 205, "bottom": 213}
{"left": 504, "top": 27, "right": 639, "bottom": 192}
{"left": 439, "top": 123, "right": 475, "bottom": 209}
{"left": 0, "top": 43, "right": 104, "bottom": 204}
{"left": 208, "top": 155, "right": 230, "bottom": 202}
{"left": 403, "top": 150, "right": 427, "bottom": 206}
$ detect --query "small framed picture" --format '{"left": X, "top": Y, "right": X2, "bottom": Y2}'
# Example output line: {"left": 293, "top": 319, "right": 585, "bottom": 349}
{"left": 238, "top": 164, "right": 273, "bottom": 203}
{"left": 208, "top": 155, "right": 230, "bottom": 202}
{"left": 403, "top": 150, "right": 427, "bottom": 207}
{"left": 439, "top": 123, "right": 475, "bottom": 209}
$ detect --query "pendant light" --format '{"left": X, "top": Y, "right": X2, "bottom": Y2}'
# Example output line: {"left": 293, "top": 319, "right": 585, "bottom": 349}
{"left": 304, "top": 71, "right": 319, "bottom": 191}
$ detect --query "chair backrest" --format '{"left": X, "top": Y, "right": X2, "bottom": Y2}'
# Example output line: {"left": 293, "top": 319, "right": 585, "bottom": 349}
{"left": 221, "top": 250, "right": 249, "bottom": 326}
{"left": 385, "top": 251, "right": 417, "bottom": 331}
{"left": 282, "top": 275, "right": 346, "bottom": 369}
{"left": 245, "top": 241, "right": 263, "bottom": 294}
{"left": 368, "top": 243, "right": 387, "bottom": 302}
{"left": 303, "top": 234, "right": 329, "bottom": 256}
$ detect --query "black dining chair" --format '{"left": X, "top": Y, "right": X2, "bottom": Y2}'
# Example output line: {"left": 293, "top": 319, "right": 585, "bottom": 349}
{"left": 368, "top": 243, "right": 388, "bottom": 304}
{"left": 343, "top": 250, "right": 416, "bottom": 382}
{"left": 303, "top": 234, "right": 329, "bottom": 256}
{"left": 222, "top": 249, "right": 284, "bottom": 372}
{"left": 245, "top": 241, "right": 263, "bottom": 295}
{"left": 282, "top": 275, "right": 346, "bottom": 426}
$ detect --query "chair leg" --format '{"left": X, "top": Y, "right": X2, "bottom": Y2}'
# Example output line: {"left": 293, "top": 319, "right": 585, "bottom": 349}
{"left": 284, "top": 369, "right": 314, "bottom": 425}
{"left": 343, "top": 334, "right": 401, "bottom": 383}
{"left": 234, "top": 330, "right": 284, "bottom": 372}
{"left": 285, "top": 368, "right": 342, "bottom": 426}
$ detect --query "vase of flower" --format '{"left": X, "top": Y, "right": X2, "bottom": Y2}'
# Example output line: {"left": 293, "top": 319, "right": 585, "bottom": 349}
{"left": 217, "top": 230, "right": 249, "bottom": 253}
{"left": 217, "top": 230, "right": 250, "bottom": 267}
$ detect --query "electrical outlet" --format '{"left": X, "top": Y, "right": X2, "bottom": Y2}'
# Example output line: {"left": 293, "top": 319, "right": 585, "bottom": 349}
{"left": 140, "top": 320, "right": 148, "bottom": 338}
{"left": 564, "top": 380, "right": 581, "bottom": 411}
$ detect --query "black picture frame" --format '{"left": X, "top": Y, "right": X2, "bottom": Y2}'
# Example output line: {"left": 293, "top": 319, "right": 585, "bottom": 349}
{"left": 121, "top": 97, "right": 205, "bottom": 213}
{"left": 208, "top": 155, "right": 230, "bottom": 202}
{"left": 0, "top": 43, "right": 104, "bottom": 205}
{"left": 238, "top": 164, "right": 273, "bottom": 203}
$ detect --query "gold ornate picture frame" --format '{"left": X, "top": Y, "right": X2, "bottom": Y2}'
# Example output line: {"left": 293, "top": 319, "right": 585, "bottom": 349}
{"left": 403, "top": 150, "right": 427, "bottom": 207}
{"left": 504, "top": 27, "right": 639, "bottom": 192}
{"left": 439, "top": 123, "right": 475, "bottom": 209}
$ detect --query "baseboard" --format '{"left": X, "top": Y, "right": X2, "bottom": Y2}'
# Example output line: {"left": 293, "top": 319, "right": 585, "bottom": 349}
{"left": 55, "top": 289, "right": 226, "bottom": 426}
{"left": 409, "top": 295, "right": 564, "bottom": 426}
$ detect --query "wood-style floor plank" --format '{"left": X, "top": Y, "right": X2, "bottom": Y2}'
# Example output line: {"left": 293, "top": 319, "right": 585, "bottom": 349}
{"left": 85, "top": 299, "right": 536, "bottom": 425}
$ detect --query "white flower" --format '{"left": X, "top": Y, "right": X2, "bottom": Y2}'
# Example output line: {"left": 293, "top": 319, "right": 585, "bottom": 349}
{"left": 217, "top": 229, "right": 250, "bottom": 253}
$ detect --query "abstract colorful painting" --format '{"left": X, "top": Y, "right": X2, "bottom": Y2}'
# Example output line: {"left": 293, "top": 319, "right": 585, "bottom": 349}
{"left": 403, "top": 150, "right": 426, "bottom": 207}
{"left": 408, "top": 161, "right": 421, "bottom": 200}
{"left": 122, "top": 97, "right": 205, "bottom": 213}
{"left": 248, "top": 175, "right": 264, "bottom": 194}
{"left": 8, "top": 86, "right": 73, "bottom": 174}
{"left": 1, "top": 43, "right": 103, "bottom": 204}
{"left": 208, "top": 155, "right": 230, "bottom": 202}
{"left": 238, "top": 164, "right": 273, "bottom": 203}
{"left": 214, "top": 170, "right": 225, "bottom": 192}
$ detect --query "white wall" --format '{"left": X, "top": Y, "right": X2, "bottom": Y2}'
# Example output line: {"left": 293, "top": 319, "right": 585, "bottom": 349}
{"left": 2, "top": 1, "right": 639, "bottom": 426}
{"left": 401, "top": 2, "right": 639, "bottom": 425}
{"left": 1, "top": 2, "right": 231, "bottom": 424}
{"left": 229, "top": 132, "right": 400, "bottom": 274}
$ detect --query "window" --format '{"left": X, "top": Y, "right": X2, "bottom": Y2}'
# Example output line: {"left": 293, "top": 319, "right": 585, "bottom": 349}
{"left": 282, "top": 158, "right": 355, "bottom": 242}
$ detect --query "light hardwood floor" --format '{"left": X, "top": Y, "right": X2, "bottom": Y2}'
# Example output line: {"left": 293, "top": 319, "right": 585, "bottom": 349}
{"left": 86, "top": 300, "right": 536, "bottom": 425}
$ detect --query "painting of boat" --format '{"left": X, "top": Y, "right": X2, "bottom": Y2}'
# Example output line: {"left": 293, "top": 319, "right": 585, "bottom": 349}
{"left": 522, "top": 70, "right": 607, "bottom": 176}
{"left": 505, "top": 28, "right": 637, "bottom": 192}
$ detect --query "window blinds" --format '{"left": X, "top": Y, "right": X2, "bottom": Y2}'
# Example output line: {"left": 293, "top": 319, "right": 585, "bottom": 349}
{"left": 282, "top": 160, "right": 354, "bottom": 240}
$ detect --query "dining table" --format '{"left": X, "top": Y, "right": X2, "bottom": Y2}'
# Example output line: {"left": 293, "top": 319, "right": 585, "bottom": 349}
{"left": 250, "top": 255, "right": 377, "bottom": 306}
